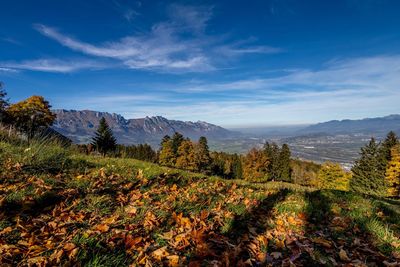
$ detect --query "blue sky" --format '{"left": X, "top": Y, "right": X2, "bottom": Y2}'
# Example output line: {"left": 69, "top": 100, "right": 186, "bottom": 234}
{"left": 1, "top": 0, "right": 400, "bottom": 127}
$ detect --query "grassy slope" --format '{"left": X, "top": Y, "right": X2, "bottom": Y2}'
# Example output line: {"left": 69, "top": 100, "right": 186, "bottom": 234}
{"left": 1, "top": 140, "right": 400, "bottom": 266}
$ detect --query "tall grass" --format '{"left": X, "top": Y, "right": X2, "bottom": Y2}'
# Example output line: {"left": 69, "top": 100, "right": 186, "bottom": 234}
{"left": 0, "top": 127, "right": 72, "bottom": 174}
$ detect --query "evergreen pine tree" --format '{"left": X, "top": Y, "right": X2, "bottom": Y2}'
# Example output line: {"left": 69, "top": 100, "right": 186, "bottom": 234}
{"left": 171, "top": 132, "right": 184, "bottom": 155}
{"left": 379, "top": 131, "right": 399, "bottom": 166}
{"left": 350, "top": 138, "right": 385, "bottom": 196}
{"left": 91, "top": 117, "right": 117, "bottom": 157}
{"left": 232, "top": 154, "right": 243, "bottom": 179}
{"left": 0, "top": 82, "right": 9, "bottom": 123}
{"left": 263, "top": 142, "right": 280, "bottom": 180}
{"left": 160, "top": 135, "right": 171, "bottom": 146}
{"left": 278, "top": 144, "right": 292, "bottom": 182}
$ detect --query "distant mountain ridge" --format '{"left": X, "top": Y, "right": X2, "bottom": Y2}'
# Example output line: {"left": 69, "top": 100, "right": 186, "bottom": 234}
{"left": 52, "top": 109, "right": 235, "bottom": 145}
{"left": 299, "top": 114, "right": 400, "bottom": 136}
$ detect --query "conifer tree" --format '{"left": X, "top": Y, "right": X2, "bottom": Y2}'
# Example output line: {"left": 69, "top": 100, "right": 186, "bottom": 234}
{"left": 158, "top": 139, "right": 176, "bottom": 167}
{"left": 278, "top": 144, "right": 292, "bottom": 182}
{"left": 171, "top": 132, "right": 184, "bottom": 155}
{"left": 386, "top": 145, "right": 400, "bottom": 197}
{"left": 379, "top": 131, "right": 399, "bottom": 173}
{"left": 0, "top": 82, "right": 9, "bottom": 123}
{"left": 161, "top": 135, "right": 171, "bottom": 146}
{"left": 232, "top": 154, "right": 243, "bottom": 179}
{"left": 91, "top": 117, "right": 117, "bottom": 157}
{"left": 264, "top": 142, "right": 280, "bottom": 180}
{"left": 350, "top": 138, "right": 385, "bottom": 196}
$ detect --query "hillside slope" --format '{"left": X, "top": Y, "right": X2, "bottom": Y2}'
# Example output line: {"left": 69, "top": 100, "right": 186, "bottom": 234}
{"left": 52, "top": 109, "right": 235, "bottom": 145}
{"left": 0, "top": 140, "right": 400, "bottom": 266}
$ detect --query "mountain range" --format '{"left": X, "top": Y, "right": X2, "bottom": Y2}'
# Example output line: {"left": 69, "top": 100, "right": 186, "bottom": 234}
{"left": 299, "top": 114, "right": 400, "bottom": 136}
{"left": 52, "top": 109, "right": 235, "bottom": 145}
{"left": 52, "top": 110, "right": 400, "bottom": 155}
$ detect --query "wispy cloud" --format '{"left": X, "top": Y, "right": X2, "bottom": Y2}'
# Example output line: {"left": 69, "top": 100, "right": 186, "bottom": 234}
{"left": 0, "top": 67, "right": 19, "bottom": 73}
{"left": 174, "top": 55, "right": 400, "bottom": 93}
{"left": 0, "top": 58, "right": 106, "bottom": 73}
{"left": 32, "top": 4, "right": 281, "bottom": 73}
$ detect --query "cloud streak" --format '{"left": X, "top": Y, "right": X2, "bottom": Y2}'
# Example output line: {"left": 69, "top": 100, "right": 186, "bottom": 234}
{"left": 31, "top": 4, "right": 281, "bottom": 73}
{"left": 0, "top": 58, "right": 106, "bottom": 73}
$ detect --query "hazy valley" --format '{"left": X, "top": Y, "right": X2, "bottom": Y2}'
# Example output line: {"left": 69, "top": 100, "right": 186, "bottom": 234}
{"left": 53, "top": 110, "right": 400, "bottom": 167}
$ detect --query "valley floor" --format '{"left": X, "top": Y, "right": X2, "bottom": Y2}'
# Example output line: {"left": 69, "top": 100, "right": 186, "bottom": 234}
{"left": 1, "top": 143, "right": 400, "bottom": 266}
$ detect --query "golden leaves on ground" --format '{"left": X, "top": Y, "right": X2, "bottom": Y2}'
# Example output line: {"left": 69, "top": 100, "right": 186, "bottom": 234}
{"left": 1, "top": 162, "right": 400, "bottom": 266}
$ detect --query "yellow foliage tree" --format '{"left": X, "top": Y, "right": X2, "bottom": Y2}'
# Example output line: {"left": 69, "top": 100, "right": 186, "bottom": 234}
{"left": 158, "top": 140, "right": 176, "bottom": 167}
{"left": 242, "top": 148, "right": 269, "bottom": 182}
{"left": 318, "top": 162, "right": 351, "bottom": 190}
{"left": 386, "top": 145, "right": 400, "bottom": 197}
{"left": 176, "top": 140, "right": 198, "bottom": 171}
{"left": 7, "top": 95, "right": 56, "bottom": 138}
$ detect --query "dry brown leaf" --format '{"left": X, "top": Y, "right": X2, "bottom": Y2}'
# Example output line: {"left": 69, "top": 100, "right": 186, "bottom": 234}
{"left": 63, "top": 242, "right": 76, "bottom": 251}
{"left": 339, "top": 249, "right": 351, "bottom": 261}
{"left": 95, "top": 224, "right": 110, "bottom": 233}
{"left": 68, "top": 247, "right": 79, "bottom": 260}
{"left": 167, "top": 255, "right": 180, "bottom": 266}
{"left": 313, "top": 237, "right": 332, "bottom": 248}
{"left": 125, "top": 205, "right": 137, "bottom": 215}
{"left": 152, "top": 246, "right": 169, "bottom": 261}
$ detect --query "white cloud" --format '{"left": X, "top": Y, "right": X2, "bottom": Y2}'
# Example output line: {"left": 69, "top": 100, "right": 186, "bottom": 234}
{"left": 0, "top": 59, "right": 105, "bottom": 73}
{"left": 33, "top": 4, "right": 281, "bottom": 72}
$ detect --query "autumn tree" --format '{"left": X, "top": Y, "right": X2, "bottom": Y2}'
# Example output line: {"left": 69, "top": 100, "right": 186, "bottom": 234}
{"left": 176, "top": 140, "right": 198, "bottom": 171}
{"left": 242, "top": 148, "right": 269, "bottom": 182}
{"left": 91, "top": 117, "right": 117, "bottom": 157}
{"left": 158, "top": 139, "right": 176, "bottom": 167}
{"left": 350, "top": 138, "right": 385, "bottom": 196}
{"left": 290, "top": 159, "right": 321, "bottom": 186}
{"left": 195, "top": 136, "right": 211, "bottom": 172}
{"left": 386, "top": 145, "right": 400, "bottom": 197}
{"left": 318, "top": 162, "right": 350, "bottom": 190}
{"left": 7, "top": 95, "right": 56, "bottom": 139}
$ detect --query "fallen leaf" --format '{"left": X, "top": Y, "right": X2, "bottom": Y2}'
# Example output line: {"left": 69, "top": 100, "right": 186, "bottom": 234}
{"left": 152, "top": 246, "right": 169, "bottom": 261}
{"left": 167, "top": 255, "right": 180, "bottom": 266}
{"left": 63, "top": 243, "right": 76, "bottom": 251}
{"left": 339, "top": 249, "right": 351, "bottom": 261}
